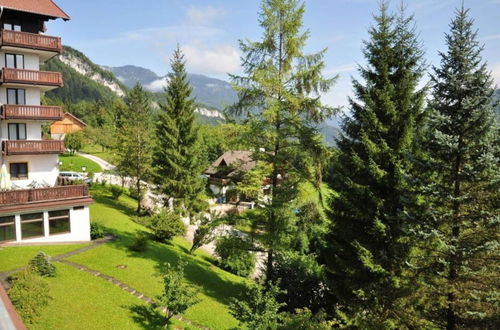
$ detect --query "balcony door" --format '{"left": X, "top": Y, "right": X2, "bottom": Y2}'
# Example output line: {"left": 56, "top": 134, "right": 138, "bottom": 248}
{"left": 8, "top": 123, "right": 26, "bottom": 140}
{"left": 7, "top": 88, "right": 25, "bottom": 105}
{"left": 5, "top": 53, "right": 24, "bottom": 69}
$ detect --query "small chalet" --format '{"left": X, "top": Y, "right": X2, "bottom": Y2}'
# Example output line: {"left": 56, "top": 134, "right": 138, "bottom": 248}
{"left": 50, "top": 112, "right": 87, "bottom": 139}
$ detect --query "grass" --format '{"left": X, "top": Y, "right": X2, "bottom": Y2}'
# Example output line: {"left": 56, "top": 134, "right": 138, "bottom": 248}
{"left": 59, "top": 153, "right": 102, "bottom": 173}
{"left": 66, "top": 184, "right": 245, "bottom": 329}
{"left": 81, "top": 144, "right": 116, "bottom": 165}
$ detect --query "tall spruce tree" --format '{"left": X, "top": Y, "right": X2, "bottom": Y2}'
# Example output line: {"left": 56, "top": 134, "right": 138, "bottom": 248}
{"left": 153, "top": 47, "right": 205, "bottom": 214}
{"left": 229, "top": 0, "right": 336, "bottom": 280}
{"left": 423, "top": 6, "right": 500, "bottom": 329}
{"left": 322, "top": 3, "right": 427, "bottom": 327}
{"left": 115, "top": 84, "right": 153, "bottom": 213}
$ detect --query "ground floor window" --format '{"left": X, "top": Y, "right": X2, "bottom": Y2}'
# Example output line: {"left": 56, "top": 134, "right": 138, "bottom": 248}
{"left": 10, "top": 162, "right": 28, "bottom": 179}
{"left": 21, "top": 212, "right": 44, "bottom": 239}
{"left": 0, "top": 215, "right": 15, "bottom": 242}
{"left": 49, "top": 210, "right": 70, "bottom": 235}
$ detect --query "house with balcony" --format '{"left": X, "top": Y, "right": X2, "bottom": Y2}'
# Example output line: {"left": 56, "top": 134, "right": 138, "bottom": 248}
{"left": 0, "top": 0, "right": 93, "bottom": 245}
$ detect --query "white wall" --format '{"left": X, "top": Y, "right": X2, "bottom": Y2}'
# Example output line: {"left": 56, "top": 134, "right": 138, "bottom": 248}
{"left": 1, "top": 154, "right": 59, "bottom": 187}
{"left": 0, "top": 120, "right": 42, "bottom": 140}
{"left": 0, "top": 86, "right": 41, "bottom": 105}
{"left": 16, "top": 206, "right": 91, "bottom": 243}
{"left": 0, "top": 51, "right": 39, "bottom": 70}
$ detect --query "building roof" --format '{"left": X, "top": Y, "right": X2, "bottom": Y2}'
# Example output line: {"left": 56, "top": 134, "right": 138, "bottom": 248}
{"left": 0, "top": 0, "right": 70, "bottom": 20}
{"left": 63, "top": 112, "right": 87, "bottom": 127}
{"left": 206, "top": 151, "right": 256, "bottom": 178}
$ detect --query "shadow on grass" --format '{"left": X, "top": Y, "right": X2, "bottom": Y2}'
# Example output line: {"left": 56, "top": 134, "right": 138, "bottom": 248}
{"left": 129, "top": 304, "right": 165, "bottom": 329}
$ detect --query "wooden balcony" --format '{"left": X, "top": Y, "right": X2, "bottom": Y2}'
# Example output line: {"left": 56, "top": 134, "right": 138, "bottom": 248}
{"left": 0, "top": 68, "right": 63, "bottom": 87}
{"left": 0, "top": 185, "right": 93, "bottom": 214}
{"left": 2, "top": 140, "right": 65, "bottom": 155}
{"left": 1, "top": 105, "right": 64, "bottom": 121}
{"left": 0, "top": 30, "right": 62, "bottom": 53}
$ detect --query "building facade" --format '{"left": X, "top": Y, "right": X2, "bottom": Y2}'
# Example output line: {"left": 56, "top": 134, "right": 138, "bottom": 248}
{"left": 0, "top": 0, "right": 93, "bottom": 244}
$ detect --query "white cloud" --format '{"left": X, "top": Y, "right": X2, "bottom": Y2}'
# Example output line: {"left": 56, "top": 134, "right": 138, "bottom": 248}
{"left": 491, "top": 63, "right": 500, "bottom": 87}
{"left": 146, "top": 77, "right": 168, "bottom": 92}
{"left": 482, "top": 34, "right": 500, "bottom": 41}
{"left": 326, "top": 63, "right": 357, "bottom": 75}
{"left": 180, "top": 43, "right": 241, "bottom": 76}
{"left": 185, "top": 5, "right": 225, "bottom": 26}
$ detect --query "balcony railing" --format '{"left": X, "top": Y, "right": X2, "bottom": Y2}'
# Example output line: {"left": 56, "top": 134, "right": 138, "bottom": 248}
{"left": 1, "top": 105, "right": 64, "bottom": 121}
{"left": 0, "top": 30, "right": 62, "bottom": 53}
{"left": 2, "top": 140, "right": 65, "bottom": 155}
{"left": 0, "top": 185, "right": 89, "bottom": 206}
{"left": 0, "top": 68, "right": 63, "bottom": 87}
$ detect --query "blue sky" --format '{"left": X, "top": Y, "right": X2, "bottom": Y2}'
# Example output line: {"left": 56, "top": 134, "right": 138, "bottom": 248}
{"left": 49, "top": 0, "right": 500, "bottom": 108}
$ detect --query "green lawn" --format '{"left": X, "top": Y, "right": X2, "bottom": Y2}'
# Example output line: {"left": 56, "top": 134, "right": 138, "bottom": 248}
{"left": 59, "top": 153, "right": 102, "bottom": 173}
{"left": 81, "top": 144, "right": 116, "bottom": 165}
{"left": 67, "top": 185, "right": 245, "bottom": 329}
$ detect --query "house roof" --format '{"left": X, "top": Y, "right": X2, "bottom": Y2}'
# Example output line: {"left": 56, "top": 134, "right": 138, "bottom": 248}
{"left": 206, "top": 151, "right": 256, "bottom": 177}
{"left": 0, "top": 0, "right": 70, "bottom": 20}
{"left": 63, "top": 112, "right": 87, "bottom": 127}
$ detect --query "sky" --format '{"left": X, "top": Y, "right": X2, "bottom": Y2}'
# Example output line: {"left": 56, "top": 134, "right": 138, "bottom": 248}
{"left": 48, "top": 0, "right": 500, "bottom": 109}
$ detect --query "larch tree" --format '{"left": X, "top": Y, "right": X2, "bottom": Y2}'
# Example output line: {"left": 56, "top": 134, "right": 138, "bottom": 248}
{"left": 114, "top": 84, "right": 153, "bottom": 214}
{"left": 153, "top": 46, "right": 205, "bottom": 215}
{"left": 423, "top": 6, "right": 500, "bottom": 329}
{"left": 229, "top": 0, "right": 337, "bottom": 281}
{"left": 322, "top": 3, "right": 428, "bottom": 327}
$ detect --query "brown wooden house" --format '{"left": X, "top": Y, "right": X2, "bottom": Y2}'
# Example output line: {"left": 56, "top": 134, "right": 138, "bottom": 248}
{"left": 50, "top": 112, "right": 87, "bottom": 139}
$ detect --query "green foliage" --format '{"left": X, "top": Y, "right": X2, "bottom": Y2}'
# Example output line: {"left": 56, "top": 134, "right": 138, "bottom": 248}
{"left": 29, "top": 252, "right": 57, "bottom": 277}
{"left": 147, "top": 210, "right": 187, "bottom": 243}
{"left": 158, "top": 260, "right": 200, "bottom": 323}
{"left": 109, "top": 185, "right": 124, "bottom": 200}
{"left": 64, "top": 131, "right": 85, "bottom": 154}
{"left": 90, "top": 222, "right": 106, "bottom": 240}
{"left": 153, "top": 47, "right": 205, "bottom": 214}
{"left": 229, "top": 281, "right": 285, "bottom": 330}
{"left": 8, "top": 267, "right": 51, "bottom": 324}
{"left": 129, "top": 231, "right": 150, "bottom": 252}
{"left": 190, "top": 211, "right": 220, "bottom": 254}
{"left": 235, "top": 161, "right": 272, "bottom": 202}
{"left": 280, "top": 308, "right": 334, "bottom": 330}
{"left": 215, "top": 236, "right": 256, "bottom": 277}
{"left": 198, "top": 123, "right": 250, "bottom": 164}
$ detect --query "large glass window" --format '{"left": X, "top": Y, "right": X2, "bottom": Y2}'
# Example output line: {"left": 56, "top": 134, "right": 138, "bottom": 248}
{"left": 0, "top": 216, "right": 16, "bottom": 242}
{"left": 48, "top": 210, "right": 70, "bottom": 235}
{"left": 8, "top": 123, "right": 26, "bottom": 140}
{"left": 7, "top": 88, "right": 25, "bottom": 105}
{"left": 10, "top": 163, "right": 28, "bottom": 179}
{"left": 21, "top": 213, "right": 44, "bottom": 239}
{"left": 5, "top": 54, "right": 24, "bottom": 69}
{"left": 3, "top": 21, "right": 21, "bottom": 31}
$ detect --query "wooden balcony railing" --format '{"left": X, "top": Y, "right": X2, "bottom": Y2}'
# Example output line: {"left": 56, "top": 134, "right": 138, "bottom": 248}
{"left": 1, "top": 105, "right": 64, "bottom": 120}
{"left": 2, "top": 140, "right": 65, "bottom": 155}
{"left": 0, "top": 68, "right": 63, "bottom": 87}
{"left": 0, "top": 185, "right": 89, "bottom": 206}
{"left": 0, "top": 30, "right": 62, "bottom": 53}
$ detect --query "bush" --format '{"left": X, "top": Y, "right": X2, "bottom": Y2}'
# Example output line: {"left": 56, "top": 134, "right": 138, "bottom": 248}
{"left": 148, "top": 210, "right": 186, "bottom": 243}
{"left": 129, "top": 184, "right": 146, "bottom": 201}
{"left": 109, "top": 185, "right": 123, "bottom": 200}
{"left": 8, "top": 267, "right": 51, "bottom": 324}
{"left": 215, "top": 235, "right": 256, "bottom": 277}
{"left": 90, "top": 222, "right": 106, "bottom": 240}
{"left": 29, "top": 252, "right": 56, "bottom": 277}
{"left": 129, "top": 231, "right": 150, "bottom": 252}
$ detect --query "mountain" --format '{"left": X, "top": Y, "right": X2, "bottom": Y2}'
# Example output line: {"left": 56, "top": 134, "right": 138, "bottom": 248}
{"left": 106, "top": 65, "right": 238, "bottom": 110}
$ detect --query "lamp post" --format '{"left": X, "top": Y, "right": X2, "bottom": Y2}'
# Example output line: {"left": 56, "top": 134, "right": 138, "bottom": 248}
{"left": 81, "top": 166, "right": 87, "bottom": 174}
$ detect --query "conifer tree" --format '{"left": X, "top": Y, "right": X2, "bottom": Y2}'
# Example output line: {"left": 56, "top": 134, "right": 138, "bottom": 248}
{"left": 322, "top": 3, "right": 427, "bottom": 327}
{"left": 153, "top": 47, "right": 205, "bottom": 214}
{"left": 115, "top": 84, "right": 153, "bottom": 213}
{"left": 423, "top": 6, "right": 500, "bottom": 329}
{"left": 229, "top": 0, "right": 336, "bottom": 280}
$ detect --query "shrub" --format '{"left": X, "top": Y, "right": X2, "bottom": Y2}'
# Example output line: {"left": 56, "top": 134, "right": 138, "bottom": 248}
{"left": 129, "top": 184, "right": 146, "bottom": 201}
{"left": 109, "top": 185, "right": 123, "bottom": 200}
{"left": 215, "top": 235, "right": 256, "bottom": 277}
{"left": 29, "top": 252, "right": 56, "bottom": 277}
{"left": 8, "top": 267, "right": 51, "bottom": 324}
{"left": 129, "top": 231, "right": 150, "bottom": 252}
{"left": 90, "top": 222, "right": 106, "bottom": 240}
{"left": 148, "top": 210, "right": 186, "bottom": 243}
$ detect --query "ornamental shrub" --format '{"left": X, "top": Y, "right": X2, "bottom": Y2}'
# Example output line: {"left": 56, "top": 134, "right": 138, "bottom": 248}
{"left": 90, "top": 222, "right": 106, "bottom": 240}
{"left": 129, "top": 231, "right": 150, "bottom": 252}
{"left": 29, "top": 252, "right": 56, "bottom": 277}
{"left": 109, "top": 185, "right": 123, "bottom": 200}
{"left": 215, "top": 235, "right": 256, "bottom": 277}
{"left": 148, "top": 210, "right": 186, "bottom": 242}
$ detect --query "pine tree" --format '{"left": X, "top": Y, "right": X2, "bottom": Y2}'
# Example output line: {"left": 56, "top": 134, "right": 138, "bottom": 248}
{"left": 229, "top": 0, "right": 336, "bottom": 280}
{"left": 153, "top": 47, "right": 205, "bottom": 214}
{"left": 423, "top": 6, "right": 500, "bottom": 329}
{"left": 322, "top": 3, "right": 427, "bottom": 327}
{"left": 115, "top": 84, "right": 153, "bottom": 213}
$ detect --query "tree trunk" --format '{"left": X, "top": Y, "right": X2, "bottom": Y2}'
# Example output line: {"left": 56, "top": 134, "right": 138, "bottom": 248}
{"left": 136, "top": 178, "right": 142, "bottom": 214}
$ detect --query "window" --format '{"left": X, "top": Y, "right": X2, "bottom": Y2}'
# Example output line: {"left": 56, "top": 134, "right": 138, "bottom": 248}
{"left": 21, "top": 213, "right": 44, "bottom": 239}
{"left": 8, "top": 123, "right": 26, "bottom": 140}
{"left": 5, "top": 54, "right": 24, "bottom": 69}
{"left": 3, "top": 21, "right": 21, "bottom": 31}
{"left": 0, "top": 216, "right": 16, "bottom": 242}
{"left": 48, "top": 210, "right": 70, "bottom": 235}
{"left": 10, "top": 163, "right": 28, "bottom": 179}
{"left": 7, "top": 88, "right": 25, "bottom": 105}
